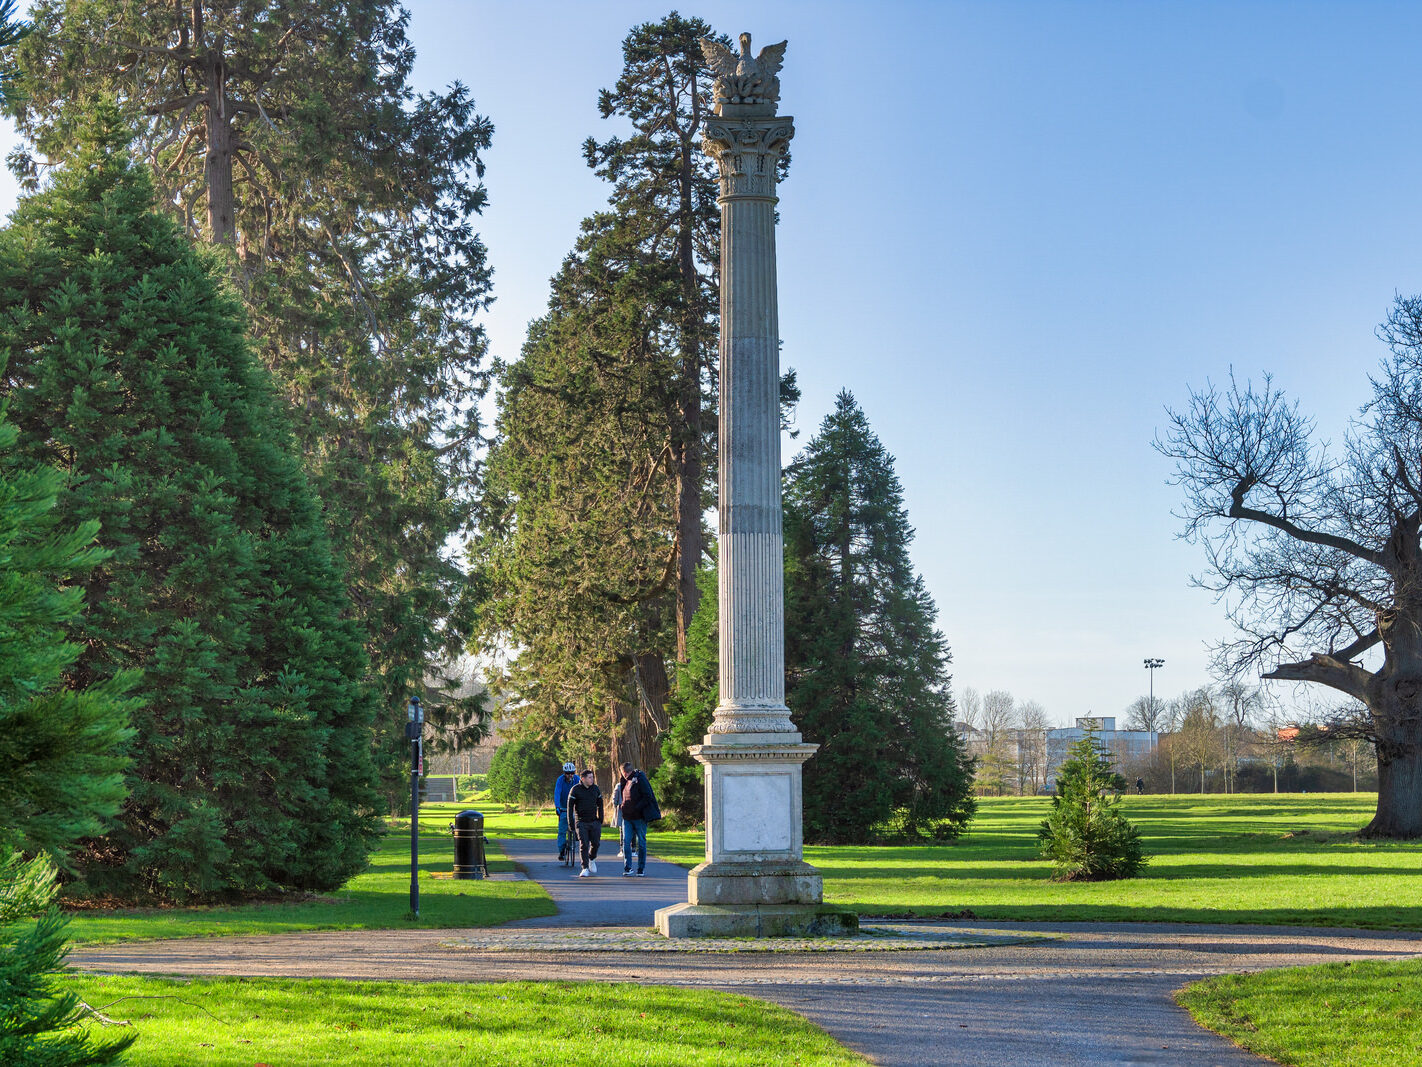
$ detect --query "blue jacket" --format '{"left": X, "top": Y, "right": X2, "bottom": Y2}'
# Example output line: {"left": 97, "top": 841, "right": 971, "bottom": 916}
{"left": 553, "top": 772, "right": 577, "bottom": 812}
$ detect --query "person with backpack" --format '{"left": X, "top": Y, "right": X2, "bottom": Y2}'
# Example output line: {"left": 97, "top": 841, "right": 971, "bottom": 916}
{"left": 552, "top": 761, "right": 578, "bottom": 861}
{"left": 618, "top": 762, "right": 660, "bottom": 877}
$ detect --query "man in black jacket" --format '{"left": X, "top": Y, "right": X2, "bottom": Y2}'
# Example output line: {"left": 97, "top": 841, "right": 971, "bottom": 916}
{"left": 566, "top": 769, "right": 604, "bottom": 877}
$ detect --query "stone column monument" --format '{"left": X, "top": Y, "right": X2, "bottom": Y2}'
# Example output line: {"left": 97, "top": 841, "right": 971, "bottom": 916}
{"left": 655, "top": 33, "right": 857, "bottom": 939}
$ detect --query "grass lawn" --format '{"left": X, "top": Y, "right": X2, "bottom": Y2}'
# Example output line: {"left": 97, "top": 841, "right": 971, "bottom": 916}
{"left": 648, "top": 793, "right": 1422, "bottom": 930}
{"left": 57, "top": 974, "right": 864, "bottom": 1066}
{"left": 65, "top": 806, "right": 556, "bottom": 944}
{"left": 1177, "top": 958, "right": 1422, "bottom": 1065}
{"left": 63, "top": 791, "right": 1422, "bottom": 941}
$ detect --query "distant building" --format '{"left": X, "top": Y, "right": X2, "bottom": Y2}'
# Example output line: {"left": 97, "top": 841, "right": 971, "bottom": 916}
{"left": 1044, "top": 716, "right": 1157, "bottom": 790}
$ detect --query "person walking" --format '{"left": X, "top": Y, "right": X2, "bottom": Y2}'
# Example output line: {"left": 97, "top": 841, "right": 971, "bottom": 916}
{"left": 619, "top": 762, "right": 659, "bottom": 877}
{"left": 553, "top": 761, "right": 578, "bottom": 861}
{"left": 567, "top": 768, "right": 604, "bottom": 877}
{"left": 611, "top": 772, "right": 626, "bottom": 861}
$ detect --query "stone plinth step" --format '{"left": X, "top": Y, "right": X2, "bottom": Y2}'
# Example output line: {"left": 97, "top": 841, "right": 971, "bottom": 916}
{"left": 655, "top": 901, "right": 860, "bottom": 939}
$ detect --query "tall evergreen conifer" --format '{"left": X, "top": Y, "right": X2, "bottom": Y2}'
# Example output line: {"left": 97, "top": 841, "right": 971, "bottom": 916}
{"left": 0, "top": 419, "right": 135, "bottom": 861}
{"left": 0, "top": 415, "right": 135, "bottom": 1064}
{"left": 658, "top": 394, "right": 975, "bottom": 841}
{"left": 783, "top": 392, "right": 975, "bottom": 842}
{"left": 7, "top": 2, "right": 495, "bottom": 797}
{"left": 474, "top": 16, "right": 798, "bottom": 776}
{"left": 0, "top": 125, "right": 380, "bottom": 900}
{"left": 473, "top": 16, "right": 724, "bottom": 773}
{"left": 584, "top": 14, "right": 724, "bottom": 664}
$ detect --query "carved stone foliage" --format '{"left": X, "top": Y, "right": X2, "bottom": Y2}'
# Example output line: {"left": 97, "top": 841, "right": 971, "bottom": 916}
{"left": 702, "top": 118, "right": 794, "bottom": 200}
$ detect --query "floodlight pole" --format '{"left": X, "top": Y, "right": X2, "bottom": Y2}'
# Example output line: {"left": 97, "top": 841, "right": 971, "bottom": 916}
{"left": 408, "top": 695, "right": 424, "bottom": 917}
{"left": 1143, "top": 658, "right": 1164, "bottom": 737}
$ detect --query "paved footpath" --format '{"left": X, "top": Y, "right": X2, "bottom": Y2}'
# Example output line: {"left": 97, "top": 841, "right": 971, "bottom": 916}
{"left": 72, "top": 839, "right": 1422, "bottom": 1066}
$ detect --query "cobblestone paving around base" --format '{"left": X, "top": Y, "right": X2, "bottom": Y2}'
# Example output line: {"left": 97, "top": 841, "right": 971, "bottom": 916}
{"left": 439, "top": 922, "right": 1045, "bottom": 953}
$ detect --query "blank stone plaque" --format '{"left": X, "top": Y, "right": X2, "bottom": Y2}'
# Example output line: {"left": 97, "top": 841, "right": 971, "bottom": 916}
{"left": 722, "top": 773, "right": 793, "bottom": 852}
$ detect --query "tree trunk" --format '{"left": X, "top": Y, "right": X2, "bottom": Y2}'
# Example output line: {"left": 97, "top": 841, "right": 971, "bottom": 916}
{"left": 611, "top": 694, "right": 639, "bottom": 778}
{"left": 633, "top": 653, "right": 670, "bottom": 774}
{"left": 672, "top": 100, "right": 703, "bottom": 664}
{"left": 674, "top": 450, "right": 700, "bottom": 663}
{"left": 1361, "top": 710, "right": 1422, "bottom": 837}
{"left": 203, "top": 46, "right": 237, "bottom": 245}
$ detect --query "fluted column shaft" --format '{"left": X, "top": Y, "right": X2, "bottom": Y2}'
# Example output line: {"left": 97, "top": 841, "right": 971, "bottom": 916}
{"left": 704, "top": 115, "right": 796, "bottom": 736}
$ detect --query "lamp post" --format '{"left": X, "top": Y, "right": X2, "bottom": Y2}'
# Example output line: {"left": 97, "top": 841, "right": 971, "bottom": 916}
{"left": 407, "top": 695, "right": 423, "bottom": 917}
{"left": 1143, "top": 658, "right": 1164, "bottom": 730}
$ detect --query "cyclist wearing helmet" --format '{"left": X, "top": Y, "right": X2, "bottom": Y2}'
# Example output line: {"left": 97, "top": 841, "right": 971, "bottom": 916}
{"left": 553, "top": 761, "right": 578, "bottom": 860}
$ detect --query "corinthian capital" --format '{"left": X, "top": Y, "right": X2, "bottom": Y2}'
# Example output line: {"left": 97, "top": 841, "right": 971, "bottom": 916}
{"left": 702, "top": 116, "right": 795, "bottom": 201}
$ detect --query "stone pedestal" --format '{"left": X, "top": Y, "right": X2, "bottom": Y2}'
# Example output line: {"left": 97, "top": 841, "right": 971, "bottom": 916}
{"left": 656, "top": 739, "right": 857, "bottom": 938}
{"left": 656, "top": 34, "right": 857, "bottom": 940}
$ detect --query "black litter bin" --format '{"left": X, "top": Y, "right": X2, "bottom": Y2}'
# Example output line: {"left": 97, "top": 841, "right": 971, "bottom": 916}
{"left": 451, "top": 809, "right": 488, "bottom": 879}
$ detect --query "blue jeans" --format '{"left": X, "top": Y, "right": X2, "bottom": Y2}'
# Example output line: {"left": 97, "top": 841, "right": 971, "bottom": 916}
{"left": 622, "top": 818, "right": 648, "bottom": 873}
{"left": 557, "top": 809, "right": 570, "bottom": 855}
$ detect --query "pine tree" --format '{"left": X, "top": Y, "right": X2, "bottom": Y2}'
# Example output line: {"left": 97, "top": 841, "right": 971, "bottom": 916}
{"left": 472, "top": 253, "right": 680, "bottom": 779}
{"left": 472, "top": 15, "right": 725, "bottom": 776}
{"left": 6, "top": 1, "right": 495, "bottom": 798}
{"left": 0, "top": 413, "right": 134, "bottom": 1064}
{"left": 0, "top": 123, "right": 380, "bottom": 900}
{"left": 473, "top": 17, "right": 800, "bottom": 780}
{"left": 1038, "top": 731, "right": 1147, "bottom": 881}
{"left": 584, "top": 14, "right": 724, "bottom": 663}
{"left": 783, "top": 392, "right": 975, "bottom": 842}
{"left": 657, "top": 394, "right": 975, "bottom": 840}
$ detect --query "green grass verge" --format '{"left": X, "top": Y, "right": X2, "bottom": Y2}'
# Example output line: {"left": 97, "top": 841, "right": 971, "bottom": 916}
{"left": 646, "top": 793, "right": 1422, "bottom": 930}
{"left": 59, "top": 975, "right": 865, "bottom": 1066}
{"left": 1177, "top": 958, "right": 1422, "bottom": 1065}
{"left": 65, "top": 815, "right": 555, "bottom": 945}
{"left": 65, "top": 792, "right": 1422, "bottom": 941}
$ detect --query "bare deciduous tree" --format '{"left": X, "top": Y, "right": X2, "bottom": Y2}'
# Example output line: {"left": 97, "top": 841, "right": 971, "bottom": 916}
{"left": 1177, "top": 687, "right": 1223, "bottom": 793}
{"left": 1124, "top": 694, "right": 1166, "bottom": 734}
{"left": 1159, "top": 296, "right": 1422, "bottom": 837}
{"left": 957, "top": 686, "right": 983, "bottom": 734}
{"left": 1216, "top": 679, "right": 1264, "bottom": 793}
{"left": 973, "top": 689, "right": 1017, "bottom": 795}
{"left": 1016, "top": 700, "right": 1051, "bottom": 794}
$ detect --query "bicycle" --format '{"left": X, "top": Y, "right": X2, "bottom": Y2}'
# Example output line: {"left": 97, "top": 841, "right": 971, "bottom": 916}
{"left": 558, "top": 811, "right": 577, "bottom": 868}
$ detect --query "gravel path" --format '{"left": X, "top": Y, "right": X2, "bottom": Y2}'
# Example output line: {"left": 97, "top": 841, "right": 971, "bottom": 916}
{"left": 70, "top": 838, "right": 1422, "bottom": 1066}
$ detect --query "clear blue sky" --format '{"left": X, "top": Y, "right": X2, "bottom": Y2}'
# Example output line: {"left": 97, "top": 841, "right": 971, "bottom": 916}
{"left": 5, "top": 1, "right": 1419, "bottom": 724}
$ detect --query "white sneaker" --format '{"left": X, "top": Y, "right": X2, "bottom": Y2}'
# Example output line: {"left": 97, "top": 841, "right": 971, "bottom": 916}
{"left": 578, "top": 868, "right": 589, "bottom": 877}
{"left": 589, "top": 860, "right": 597, "bottom": 874}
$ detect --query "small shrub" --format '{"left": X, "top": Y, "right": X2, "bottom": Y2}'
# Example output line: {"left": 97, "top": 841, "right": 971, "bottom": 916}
{"left": 1038, "top": 732, "right": 1147, "bottom": 881}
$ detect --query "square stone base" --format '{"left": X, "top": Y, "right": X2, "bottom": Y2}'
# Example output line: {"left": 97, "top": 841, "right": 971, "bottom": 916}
{"left": 687, "top": 860, "right": 822, "bottom": 906}
{"left": 655, "top": 902, "right": 860, "bottom": 939}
